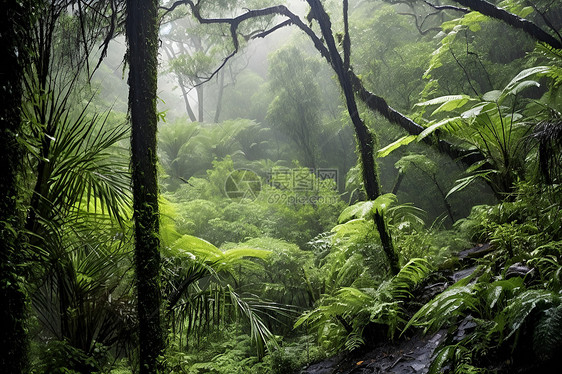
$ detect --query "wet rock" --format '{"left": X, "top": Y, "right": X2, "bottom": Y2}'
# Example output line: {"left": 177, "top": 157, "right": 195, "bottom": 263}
{"left": 451, "top": 266, "right": 477, "bottom": 282}
{"left": 452, "top": 315, "right": 478, "bottom": 342}
{"left": 301, "top": 331, "right": 447, "bottom": 374}
{"left": 410, "top": 362, "right": 425, "bottom": 372}
{"left": 458, "top": 243, "right": 493, "bottom": 259}
{"left": 418, "top": 282, "right": 447, "bottom": 304}
{"left": 301, "top": 354, "right": 345, "bottom": 374}
{"left": 505, "top": 262, "right": 534, "bottom": 279}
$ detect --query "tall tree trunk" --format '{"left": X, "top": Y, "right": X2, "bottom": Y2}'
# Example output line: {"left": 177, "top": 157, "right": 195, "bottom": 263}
{"left": 214, "top": 69, "right": 225, "bottom": 123}
{"left": 196, "top": 83, "right": 204, "bottom": 122}
{"left": 306, "top": 0, "right": 400, "bottom": 275}
{"left": 126, "top": 0, "right": 165, "bottom": 372}
{"left": 0, "top": 1, "right": 32, "bottom": 371}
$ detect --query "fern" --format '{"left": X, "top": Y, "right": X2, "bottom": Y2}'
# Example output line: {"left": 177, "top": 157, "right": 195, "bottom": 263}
{"left": 429, "top": 343, "right": 486, "bottom": 374}
{"left": 533, "top": 303, "right": 562, "bottom": 361}
{"left": 501, "top": 289, "right": 558, "bottom": 341}
{"left": 296, "top": 259, "right": 432, "bottom": 352}
{"left": 392, "top": 258, "right": 432, "bottom": 298}
{"left": 419, "top": 273, "right": 562, "bottom": 372}
{"left": 338, "top": 194, "right": 397, "bottom": 223}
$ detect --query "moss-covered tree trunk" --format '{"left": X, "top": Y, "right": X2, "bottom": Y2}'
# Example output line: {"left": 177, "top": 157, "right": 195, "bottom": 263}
{"left": 306, "top": 0, "right": 400, "bottom": 275}
{"left": 0, "top": 1, "right": 32, "bottom": 371}
{"left": 126, "top": 0, "right": 165, "bottom": 372}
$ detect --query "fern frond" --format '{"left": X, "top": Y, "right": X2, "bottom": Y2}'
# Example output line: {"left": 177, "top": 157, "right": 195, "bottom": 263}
{"left": 502, "top": 289, "right": 558, "bottom": 340}
{"left": 533, "top": 303, "right": 562, "bottom": 361}
{"left": 392, "top": 258, "right": 432, "bottom": 298}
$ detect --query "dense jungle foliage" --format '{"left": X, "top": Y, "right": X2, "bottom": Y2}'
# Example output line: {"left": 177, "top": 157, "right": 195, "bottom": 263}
{"left": 1, "top": 0, "right": 562, "bottom": 373}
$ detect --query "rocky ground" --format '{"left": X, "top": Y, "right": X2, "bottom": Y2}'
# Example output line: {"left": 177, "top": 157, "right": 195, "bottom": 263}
{"left": 300, "top": 244, "right": 490, "bottom": 374}
{"left": 299, "top": 243, "right": 557, "bottom": 374}
{"left": 302, "top": 330, "right": 446, "bottom": 374}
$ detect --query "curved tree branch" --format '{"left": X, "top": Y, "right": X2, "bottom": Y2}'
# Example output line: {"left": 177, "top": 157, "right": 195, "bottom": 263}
{"left": 161, "top": 0, "right": 484, "bottom": 168}
{"left": 423, "top": 0, "right": 469, "bottom": 13}
{"left": 452, "top": 0, "right": 562, "bottom": 49}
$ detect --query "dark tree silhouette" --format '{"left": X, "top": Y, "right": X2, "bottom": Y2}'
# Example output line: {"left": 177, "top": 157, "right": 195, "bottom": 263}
{"left": 452, "top": 0, "right": 562, "bottom": 49}
{"left": 126, "top": 0, "right": 165, "bottom": 372}
{"left": 0, "top": 0, "right": 33, "bottom": 371}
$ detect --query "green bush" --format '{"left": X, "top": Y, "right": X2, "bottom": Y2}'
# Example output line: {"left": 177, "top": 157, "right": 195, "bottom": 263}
{"left": 33, "top": 339, "right": 109, "bottom": 374}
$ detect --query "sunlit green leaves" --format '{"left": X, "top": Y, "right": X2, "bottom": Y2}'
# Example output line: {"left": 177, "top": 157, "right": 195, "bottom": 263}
{"left": 338, "top": 194, "right": 397, "bottom": 223}
{"left": 377, "top": 135, "right": 416, "bottom": 158}
{"left": 416, "top": 94, "right": 474, "bottom": 116}
{"left": 169, "top": 234, "right": 270, "bottom": 267}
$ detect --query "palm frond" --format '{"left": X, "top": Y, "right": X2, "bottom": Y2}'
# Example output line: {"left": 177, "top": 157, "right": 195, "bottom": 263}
{"left": 228, "top": 288, "right": 279, "bottom": 358}
{"left": 531, "top": 121, "right": 562, "bottom": 183}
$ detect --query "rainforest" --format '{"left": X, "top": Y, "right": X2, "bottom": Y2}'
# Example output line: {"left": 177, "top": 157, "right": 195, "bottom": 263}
{"left": 1, "top": 1, "right": 562, "bottom": 373}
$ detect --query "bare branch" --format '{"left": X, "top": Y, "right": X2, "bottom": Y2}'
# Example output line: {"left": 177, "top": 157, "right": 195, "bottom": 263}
{"left": 452, "top": 0, "right": 562, "bottom": 49}
{"left": 162, "top": 1, "right": 329, "bottom": 86}
{"left": 423, "top": 0, "right": 469, "bottom": 13}
{"left": 251, "top": 19, "right": 293, "bottom": 40}
{"left": 162, "top": 0, "right": 484, "bottom": 166}
{"left": 450, "top": 48, "right": 479, "bottom": 96}
{"left": 160, "top": 0, "right": 189, "bottom": 17}
{"left": 397, "top": 11, "right": 442, "bottom": 35}
{"left": 525, "top": 0, "right": 562, "bottom": 44}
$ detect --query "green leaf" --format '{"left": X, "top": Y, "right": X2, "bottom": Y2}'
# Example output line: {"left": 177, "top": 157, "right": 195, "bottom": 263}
{"left": 417, "top": 117, "right": 462, "bottom": 141}
{"left": 504, "top": 290, "right": 556, "bottom": 340}
{"left": 338, "top": 202, "right": 375, "bottom": 223}
{"left": 461, "top": 102, "right": 496, "bottom": 118}
{"left": 222, "top": 247, "right": 271, "bottom": 261}
{"left": 331, "top": 218, "right": 370, "bottom": 238}
{"left": 446, "top": 171, "right": 496, "bottom": 199}
{"left": 338, "top": 194, "right": 397, "bottom": 223}
{"left": 171, "top": 234, "right": 222, "bottom": 260}
{"left": 428, "top": 345, "right": 456, "bottom": 374}
{"left": 464, "top": 159, "right": 488, "bottom": 174}
{"left": 415, "top": 94, "right": 471, "bottom": 108}
{"left": 377, "top": 135, "right": 417, "bottom": 158}
{"left": 502, "top": 66, "right": 549, "bottom": 94}
{"left": 432, "top": 95, "right": 472, "bottom": 115}
{"left": 482, "top": 90, "right": 501, "bottom": 102}
{"left": 395, "top": 154, "right": 437, "bottom": 175}
{"left": 503, "top": 80, "right": 540, "bottom": 98}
